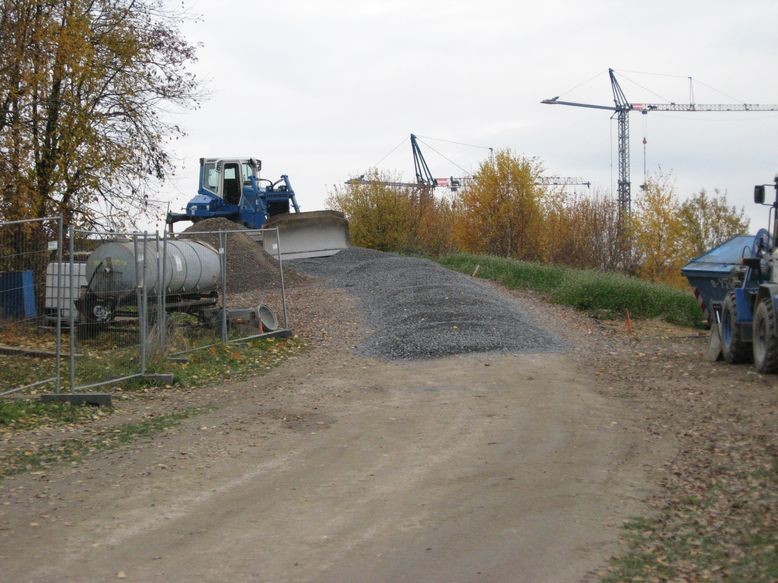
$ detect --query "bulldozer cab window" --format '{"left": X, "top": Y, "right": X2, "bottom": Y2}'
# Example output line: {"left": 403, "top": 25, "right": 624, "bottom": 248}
{"left": 222, "top": 163, "right": 241, "bottom": 205}
{"left": 241, "top": 163, "right": 254, "bottom": 185}
{"left": 203, "top": 162, "right": 218, "bottom": 195}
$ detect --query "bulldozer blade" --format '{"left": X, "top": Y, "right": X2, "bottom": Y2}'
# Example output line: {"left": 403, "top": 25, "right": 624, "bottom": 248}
{"left": 263, "top": 210, "right": 350, "bottom": 260}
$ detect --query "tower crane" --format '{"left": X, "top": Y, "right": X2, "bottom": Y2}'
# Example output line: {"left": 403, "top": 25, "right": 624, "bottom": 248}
{"left": 347, "top": 135, "right": 590, "bottom": 194}
{"left": 542, "top": 68, "right": 778, "bottom": 219}
{"left": 345, "top": 134, "right": 467, "bottom": 192}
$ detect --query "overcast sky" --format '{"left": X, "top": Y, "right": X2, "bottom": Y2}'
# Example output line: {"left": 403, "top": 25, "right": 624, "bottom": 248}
{"left": 158, "top": 0, "right": 778, "bottom": 232}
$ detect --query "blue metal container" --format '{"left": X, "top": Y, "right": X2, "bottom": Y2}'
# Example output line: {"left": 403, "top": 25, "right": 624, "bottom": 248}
{"left": 681, "top": 230, "right": 769, "bottom": 317}
{"left": 0, "top": 270, "right": 37, "bottom": 318}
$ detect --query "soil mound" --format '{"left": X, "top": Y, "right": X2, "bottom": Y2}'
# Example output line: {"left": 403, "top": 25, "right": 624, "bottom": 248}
{"left": 180, "top": 217, "right": 306, "bottom": 292}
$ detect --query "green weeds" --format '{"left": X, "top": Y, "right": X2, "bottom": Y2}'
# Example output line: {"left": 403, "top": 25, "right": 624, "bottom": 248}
{"left": 0, "top": 400, "right": 103, "bottom": 429}
{"left": 148, "top": 336, "right": 306, "bottom": 388}
{"left": 0, "top": 408, "right": 201, "bottom": 478}
{"left": 438, "top": 254, "right": 701, "bottom": 327}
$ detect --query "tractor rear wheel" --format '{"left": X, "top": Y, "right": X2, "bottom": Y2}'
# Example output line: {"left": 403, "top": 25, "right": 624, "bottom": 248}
{"left": 721, "top": 292, "right": 751, "bottom": 364}
{"left": 753, "top": 298, "right": 778, "bottom": 373}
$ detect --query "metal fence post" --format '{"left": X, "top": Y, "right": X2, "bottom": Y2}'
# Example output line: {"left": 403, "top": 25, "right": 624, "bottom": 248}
{"left": 154, "top": 232, "right": 160, "bottom": 351}
{"left": 140, "top": 233, "right": 148, "bottom": 375}
{"left": 68, "top": 226, "right": 76, "bottom": 393}
{"left": 133, "top": 234, "right": 142, "bottom": 376}
{"left": 158, "top": 231, "right": 167, "bottom": 351}
{"left": 274, "top": 227, "right": 289, "bottom": 328}
{"left": 220, "top": 230, "right": 228, "bottom": 343}
{"left": 55, "top": 217, "right": 63, "bottom": 392}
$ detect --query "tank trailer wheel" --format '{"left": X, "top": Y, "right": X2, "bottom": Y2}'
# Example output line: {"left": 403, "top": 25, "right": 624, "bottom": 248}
{"left": 753, "top": 298, "right": 778, "bottom": 373}
{"left": 76, "top": 296, "right": 116, "bottom": 340}
{"left": 90, "top": 301, "right": 113, "bottom": 323}
{"left": 721, "top": 292, "right": 751, "bottom": 364}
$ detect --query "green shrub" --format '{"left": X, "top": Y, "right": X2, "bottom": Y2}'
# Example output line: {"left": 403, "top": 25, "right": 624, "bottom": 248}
{"left": 438, "top": 254, "right": 702, "bottom": 327}
{"left": 438, "top": 254, "right": 567, "bottom": 294}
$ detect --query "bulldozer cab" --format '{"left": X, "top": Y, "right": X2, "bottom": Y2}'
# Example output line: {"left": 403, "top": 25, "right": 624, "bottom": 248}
{"left": 200, "top": 158, "right": 260, "bottom": 206}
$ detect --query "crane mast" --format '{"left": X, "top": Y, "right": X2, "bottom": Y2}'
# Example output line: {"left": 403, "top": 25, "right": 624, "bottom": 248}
{"left": 411, "top": 134, "right": 435, "bottom": 188}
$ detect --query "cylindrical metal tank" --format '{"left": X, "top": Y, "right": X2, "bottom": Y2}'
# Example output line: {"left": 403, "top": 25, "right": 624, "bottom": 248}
{"left": 85, "top": 239, "right": 221, "bottom": 301}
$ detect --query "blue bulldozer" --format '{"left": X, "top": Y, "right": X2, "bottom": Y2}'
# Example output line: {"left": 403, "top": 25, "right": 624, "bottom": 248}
{"left": 166, "top": 157, "right": 349, "bottom": 259}
{"left": 682, "top": 175, "right": 778, "bottom": 372}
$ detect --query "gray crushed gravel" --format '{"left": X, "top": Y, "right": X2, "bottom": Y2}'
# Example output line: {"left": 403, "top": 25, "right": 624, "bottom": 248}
{"left": 290, "top": 247, "right": 566, "bottom": 360}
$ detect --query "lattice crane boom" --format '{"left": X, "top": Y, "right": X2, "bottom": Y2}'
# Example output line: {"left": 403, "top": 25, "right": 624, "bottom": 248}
{"left": 640, "top": 103, "right": 778, "bottom": 113}
{"left": 534, "top": 176, "right": 591, "bottom": 188}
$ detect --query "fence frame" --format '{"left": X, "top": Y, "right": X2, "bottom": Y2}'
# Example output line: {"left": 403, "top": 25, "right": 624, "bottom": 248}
{"left": 66, "top": 228, "right": 147, "bottom": 392}
{"left": 165, "top": 225, "right": 292, "bottom": 357}
{"left": 2, "top": 222, "right": 294, "bottom": 396}
{"left": 0, "top": 216, "right": 63, "bottom": 396}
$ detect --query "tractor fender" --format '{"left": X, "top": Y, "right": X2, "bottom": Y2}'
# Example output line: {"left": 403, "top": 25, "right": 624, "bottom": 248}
{"left": 734, "top": 287, "right": 754, "bottom": 323}
{"left": 756, "top": 284, "right": 778, "bottom": 335}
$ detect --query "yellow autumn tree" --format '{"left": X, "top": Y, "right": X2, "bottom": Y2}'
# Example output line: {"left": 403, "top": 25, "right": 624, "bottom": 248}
{"left": 0, "top": 0, "right": 200, "bottom": 230}
{"left": 453, "top": 150, "right": 544, "bottom": 260}
{"left": 678, "top": 188, "right": 749, "bottom": 259}
{"left": 540, "top": 188, "right": 623, "bottom": 270}
{"left": 630, "top": 172, "right": 751, "bottom": 286}
{"left": 327, "top": 169, "right": 458, "bottom": 255}
{"left": 415, "top": 193, "right": 458, "bottom": 255}
{"left": 630, "top": 172, "right": 688, "bottom": 285}
{"left": 327, "top": 170, "right": 415, "bottom": 251}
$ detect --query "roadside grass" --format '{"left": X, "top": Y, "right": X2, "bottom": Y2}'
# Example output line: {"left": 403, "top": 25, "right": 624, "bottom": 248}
{"left": 135, "top": 336, "right": 308, "bottom": 389}
{"left": 0, "top": 353, "right": 59, "bottom": 391}
{"left": 0, "top": 408, "right": 202, "bottom": 479}
{"left": 0, "top": 400, "right": 106, "bottom": 430}
{"left": 0, "top": 336, "right": 307, "bottom": 478}
{"left": 0, "top": 335, "right": 307, "bottom": 396}
{"left": 0, "top": 314, "right": 309, "bottom": 395}
{"left": 438, "top": 254, "right": 701, "bottom": 327}
{"left": 602, "top": 461, "right": 778, "bottom": 582}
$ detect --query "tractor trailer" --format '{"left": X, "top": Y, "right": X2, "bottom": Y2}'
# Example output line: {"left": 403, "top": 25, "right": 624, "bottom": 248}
{"left": 684, "top": 176, "right": 778, "bottom": 372}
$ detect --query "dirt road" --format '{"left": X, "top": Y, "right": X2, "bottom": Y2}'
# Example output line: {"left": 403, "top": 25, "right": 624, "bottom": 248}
{"left": 0, "top": 286, "right": 675, "bottom": 582}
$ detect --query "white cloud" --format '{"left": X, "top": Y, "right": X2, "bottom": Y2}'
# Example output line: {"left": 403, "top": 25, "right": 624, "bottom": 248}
{"left": 155, "top": 0, "right": 778, "bottom": 233}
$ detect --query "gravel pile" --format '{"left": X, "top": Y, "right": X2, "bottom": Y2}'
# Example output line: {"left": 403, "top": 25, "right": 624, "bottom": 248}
{"left": 291, "top": 247, "right": 565, "bottom": 359}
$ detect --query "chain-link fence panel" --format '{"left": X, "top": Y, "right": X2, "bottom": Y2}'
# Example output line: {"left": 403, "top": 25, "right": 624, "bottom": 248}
{"left": 162, "top": 227, "right": 290, "bottom": 355}
{"left": 68, "top": 229, "right": 158, "bottom": 391}
{"left": 0, "top": 217, "right": 64, "bottom": 396}
{"left": 222, "top": 228, "right": 289, "bottom": 343}
{"left": 0, "top": 220, "right": 297, "bottom": 394}
{"left": 155, "top": 230, "right": 225, "bottom": 355}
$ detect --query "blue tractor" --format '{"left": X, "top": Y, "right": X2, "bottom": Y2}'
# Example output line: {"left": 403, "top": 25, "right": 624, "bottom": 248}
{"left": 682, "top": 175, "right": 778, "bottom": 372}
{"left": 166, "top": 158, "right": 349, "bottom": 260}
